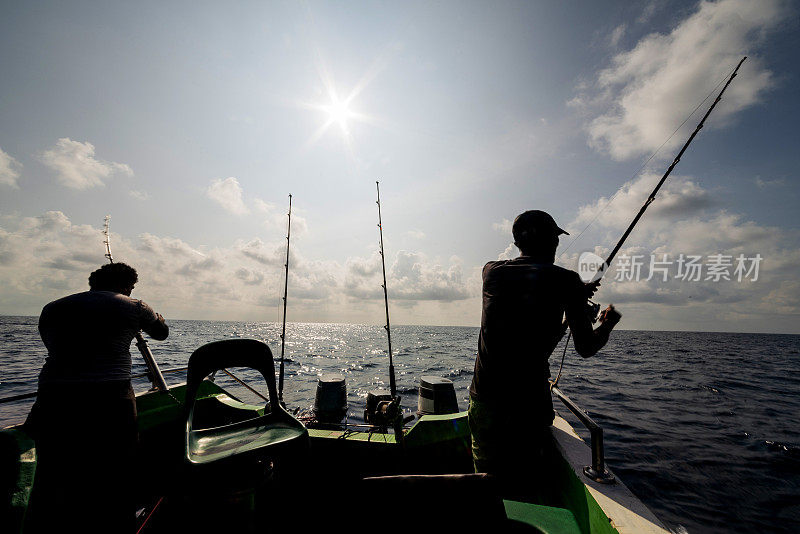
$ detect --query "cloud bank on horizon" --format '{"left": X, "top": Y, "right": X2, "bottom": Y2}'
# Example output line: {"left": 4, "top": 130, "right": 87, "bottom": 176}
{"left": 0, "top": 210, "right": 476, "bottom": 325}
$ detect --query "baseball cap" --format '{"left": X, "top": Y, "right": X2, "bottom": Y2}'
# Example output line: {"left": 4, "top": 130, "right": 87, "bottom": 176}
{"left": 512, "top": 210, "right": 569, "bottom": 244}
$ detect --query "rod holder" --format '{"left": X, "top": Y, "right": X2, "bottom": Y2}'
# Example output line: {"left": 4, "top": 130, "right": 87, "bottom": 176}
{"left": 136, "top": 332, "right": 169, "bottom": 393}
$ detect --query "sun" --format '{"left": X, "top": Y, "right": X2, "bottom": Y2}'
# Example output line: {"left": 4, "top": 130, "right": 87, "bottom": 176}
{"left": 322, "top": 96, "right": 354, "bottom": 133}
{"left": 305, "top": 86, "right": 370, "bottom": 151}
{"left": 299, "top": 56, "right": 384, "bottom": 155}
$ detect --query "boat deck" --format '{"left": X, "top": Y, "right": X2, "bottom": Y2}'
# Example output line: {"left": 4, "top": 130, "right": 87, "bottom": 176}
{"left": 1, "top": 382, "right": 669, "bottom": 534}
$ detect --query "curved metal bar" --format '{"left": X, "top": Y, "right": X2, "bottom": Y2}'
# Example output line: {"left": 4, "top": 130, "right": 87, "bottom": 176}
{"left": 551, "top": 386, "right": 615, "bottom": 484}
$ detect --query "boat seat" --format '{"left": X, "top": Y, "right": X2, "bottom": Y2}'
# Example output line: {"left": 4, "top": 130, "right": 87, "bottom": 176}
{"left": 183, "top": 339, "right": 309, "bottom": 478}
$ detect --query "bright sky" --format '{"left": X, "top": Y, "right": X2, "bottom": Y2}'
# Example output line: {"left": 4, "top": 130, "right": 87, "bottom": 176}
{"left": 1, "top": 0, "right": 798, "bottom": 333}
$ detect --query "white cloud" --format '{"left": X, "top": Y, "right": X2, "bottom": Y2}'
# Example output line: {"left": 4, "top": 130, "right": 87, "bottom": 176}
{"left": 238, "top": 238, "right": 284, "bottom": 266}
{"left": 754, "top": 176, "right": 785, "bottom": 188}
{"left": 558, "top": 171, "right": 800, "bottom": 332}
{"left": 235, "top": 267, "right": 265, "bottom": 286}
{"left": 609, "top": 24, "right": 626, "bottom": 48}
{"left": 346, "top": 251, "right": 382, "bottom": 279}
{"left": 41, "top": 138, "right": 133, "bottom": 189}
{"left": 206, "top": 177, "right": 250, "bottom": 215}
{"left": 492, "top": 219, "right": 513, "bottom": 234}
{"left": 0, "top": 208, "right": 795, "bottom": 331}
{"left": 0, "top": 212, "right": 299, "bottom": 319}
{"left": 568, "top": 173, "right": 712, "bottom": 235}
{"left": 344, "top": 250, "right": 472, "bottom": 303}
{"left": 573, "top": 0, "right": 785, "bottom": 161}
{"left": 636, "top": 2, "right": 658, "bottom": 25}
{"left": 0, "top": 147, "right": 22, "bottom": 188}
{"left": 253, "top": 198, "right": 275, "bottom": 213}
{"left": 129, "top": 189, "right": 149, "bottom": 200}
{"left": 0, "top": 211, "right": 482, "bottom": 323}
{"left": 498, "top": 243, "right": 516, "bottom": 261}
{"left": 284, "top": 213, "right": 308, "bottom": 238}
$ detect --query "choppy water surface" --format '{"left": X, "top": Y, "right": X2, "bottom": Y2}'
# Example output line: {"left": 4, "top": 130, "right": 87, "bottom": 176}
{"left": 1, "top": 316, "right": 798, "bottom": 533}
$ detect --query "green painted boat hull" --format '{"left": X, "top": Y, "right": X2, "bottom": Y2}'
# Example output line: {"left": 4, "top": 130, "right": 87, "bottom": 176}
{"left": 1, "top": 382, "right": 667, "bottom": 534}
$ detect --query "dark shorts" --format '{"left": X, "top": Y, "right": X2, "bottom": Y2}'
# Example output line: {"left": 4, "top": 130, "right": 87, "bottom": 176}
{"left": 25, "top": 380, "right": 138, "bottom": 534}
{"left": 468, "top": 395, "right": 553, "bottom": 497}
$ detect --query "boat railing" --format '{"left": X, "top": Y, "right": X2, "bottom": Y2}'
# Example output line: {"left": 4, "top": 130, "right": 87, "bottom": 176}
{"left": 551, "top": 386, "right": 615, "bottom": 484}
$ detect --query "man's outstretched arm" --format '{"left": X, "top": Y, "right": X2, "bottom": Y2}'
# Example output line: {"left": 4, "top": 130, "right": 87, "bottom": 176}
{"left": 566, "top": 296, "right": 621, "bottom": 358}
{"left": 140, "top": 301, "right": 169, "bottom": 340}
{"left": 144, "top": 312, "right": 169, "bottom": 341}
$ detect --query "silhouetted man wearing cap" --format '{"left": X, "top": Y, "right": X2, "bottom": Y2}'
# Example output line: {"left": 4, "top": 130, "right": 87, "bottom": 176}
{"left": 468, "top": 210, "right": 620, "bottom": 492}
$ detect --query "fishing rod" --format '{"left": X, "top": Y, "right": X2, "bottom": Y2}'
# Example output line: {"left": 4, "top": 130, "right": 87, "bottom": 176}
{"left": 103, "top": 215, "right": 113, "bottom": 262}
{"left": 551, "top": 57, "right": 747, "bottom": 388}
{"left": 278, "top": 194, "right": 292, "bottom": 404}
{"left": 596, "top": 56, "right": 747, "bottom": 280}
{"left": 105, "top": 215, "right": 169, "bottom": 392}
{"left": 373, "top": 181, "right": 406, "bottom": 445}
{"left": 375, "top": 181, "right": 397, "bottom": 398}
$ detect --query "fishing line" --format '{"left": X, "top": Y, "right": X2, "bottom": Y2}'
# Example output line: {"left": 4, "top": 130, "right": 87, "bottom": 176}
{"left": 558, "top": 60, "right": 740, "bottom": 260}
{"left": 550, "top": 331, "right": 571, "bottom": 390}
{"left": 551, "top": 57, "right": 746, "bottom": 388}
{"left": 135, "top": 496, "right": 164, "bottom": 534}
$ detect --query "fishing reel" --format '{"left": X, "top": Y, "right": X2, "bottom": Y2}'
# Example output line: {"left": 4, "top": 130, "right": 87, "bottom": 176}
{"left": 586, "top": 300, "right": 601, "bottom": 324}
{"left": 364, "top": 391, "right": 403, "bottom": 430}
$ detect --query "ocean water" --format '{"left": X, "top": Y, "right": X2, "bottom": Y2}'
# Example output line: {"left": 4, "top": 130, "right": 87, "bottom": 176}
{"left": 1, "top": 315, "right": 798, "bottom": 533}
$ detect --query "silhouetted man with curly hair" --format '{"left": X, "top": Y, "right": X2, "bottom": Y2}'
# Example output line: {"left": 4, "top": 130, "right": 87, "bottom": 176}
{"left": 26, "top": 263, "right": 168, "bottom": 533}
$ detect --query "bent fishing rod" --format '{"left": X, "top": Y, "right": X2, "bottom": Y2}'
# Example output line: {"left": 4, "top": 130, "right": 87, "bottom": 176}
{"left": 551, "top": 57, "right": 747, "bottom": 387}
{"left": 596, "top": 56, "right": 747, "bottom": 280}
{"left": 278, "top": 193, "right": 292, "bottom": 404}
{"left": 105, "top": 215, "right": 169, "bottom": 392}
{"left": 376, "top": 181, "right": 397, "bottom": 398}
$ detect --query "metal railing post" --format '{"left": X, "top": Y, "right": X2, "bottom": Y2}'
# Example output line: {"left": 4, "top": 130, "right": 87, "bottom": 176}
{"left": 551, "top": 386, "right": 615, "bottom": 484}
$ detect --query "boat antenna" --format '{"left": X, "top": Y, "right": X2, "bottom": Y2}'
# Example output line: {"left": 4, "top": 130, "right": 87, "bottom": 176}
{"left": 376, "top": 181, "right": 396, "bottom": 398}
{"left": 597, "top": 56, "right": 747, "bottom": 279}
{"left": 278, "top": 194, "right": 292, "bottom": 404}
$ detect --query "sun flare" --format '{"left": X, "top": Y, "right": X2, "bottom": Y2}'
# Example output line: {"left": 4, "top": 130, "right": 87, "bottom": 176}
{"left": 323, "top": 97, "right": 354, "bottom": 132}
{"left": 301, "top": 59, "right": 383, "bottom": 154}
